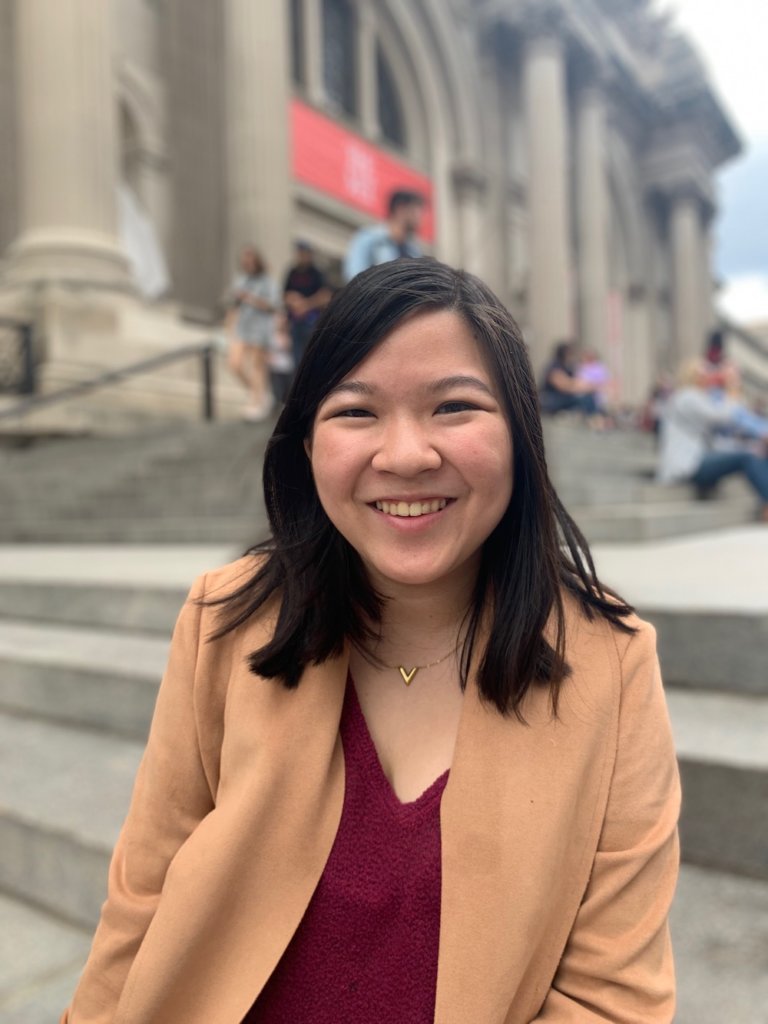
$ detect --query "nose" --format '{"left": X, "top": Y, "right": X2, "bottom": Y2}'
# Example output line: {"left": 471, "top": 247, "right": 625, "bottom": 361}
{"left": 370, "top": 415, "right": 442, "bottom": 476}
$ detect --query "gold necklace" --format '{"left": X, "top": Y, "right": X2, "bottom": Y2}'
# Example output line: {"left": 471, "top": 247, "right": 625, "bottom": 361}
{"left": 383, "top": 644, "right": 461, "bottom": 686}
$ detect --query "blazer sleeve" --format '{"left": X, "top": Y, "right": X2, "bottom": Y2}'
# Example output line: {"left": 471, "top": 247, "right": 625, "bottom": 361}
{"left": 531, "top": 621, "right": 682, "bottom": 1023}
{"left": 61, "top": 573, "right": 217, "bottom": 1024}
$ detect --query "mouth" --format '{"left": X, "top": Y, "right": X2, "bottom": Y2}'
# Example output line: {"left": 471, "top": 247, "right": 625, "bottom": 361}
{"left": 373, "top": 498, "right": 449, "bottom": 518}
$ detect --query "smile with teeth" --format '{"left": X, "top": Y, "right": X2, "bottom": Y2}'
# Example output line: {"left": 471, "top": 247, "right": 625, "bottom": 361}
{"left": 374, "top": 498, "right": 448, "bottom": 517}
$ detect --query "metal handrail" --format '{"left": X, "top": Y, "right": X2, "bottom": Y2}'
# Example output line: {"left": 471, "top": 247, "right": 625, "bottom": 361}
{"left": 0, "top": 317, "right": 36, "bottom": 395}
{"left": 0, "top": 340, "right": 218, "bottom": 422}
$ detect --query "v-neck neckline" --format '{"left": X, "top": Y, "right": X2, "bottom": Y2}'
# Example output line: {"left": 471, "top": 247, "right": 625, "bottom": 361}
{"left": 344, "top": 674, "right": 449, "bottom": 816}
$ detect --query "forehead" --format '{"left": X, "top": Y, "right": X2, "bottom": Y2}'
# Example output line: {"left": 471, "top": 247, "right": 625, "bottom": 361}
{"left": 346, "top": 309, "right": 493, "bottom": 382}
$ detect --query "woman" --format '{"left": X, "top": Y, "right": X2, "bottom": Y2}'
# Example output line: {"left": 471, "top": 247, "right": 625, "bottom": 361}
{"left": 539, "top": 340, "right": 603, "bottom": 425}
{"left": 63, "top": 260, "right": 680, "bottom": 1023}
{"left": 227, "top": 245, "right": 280, "bottom": 420}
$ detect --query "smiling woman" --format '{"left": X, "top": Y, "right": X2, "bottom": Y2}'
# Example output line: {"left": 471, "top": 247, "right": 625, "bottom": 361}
{"left": 62, "top": 260, "right": 681, "bottom": 1024}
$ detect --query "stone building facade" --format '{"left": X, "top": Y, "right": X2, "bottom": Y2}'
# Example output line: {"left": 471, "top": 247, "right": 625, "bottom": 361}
{"left": 0, "top": 0, "right": 740, "bottom": 412}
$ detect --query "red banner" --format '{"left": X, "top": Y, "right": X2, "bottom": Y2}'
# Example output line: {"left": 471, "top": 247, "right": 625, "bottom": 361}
{"left": 291, "top": 99, "right": 435, "bottom": 242}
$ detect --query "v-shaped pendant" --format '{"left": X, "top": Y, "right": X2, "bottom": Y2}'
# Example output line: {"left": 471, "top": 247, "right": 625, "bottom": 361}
{"left": 398, "top": 666, "right": 419, "bottom": 686}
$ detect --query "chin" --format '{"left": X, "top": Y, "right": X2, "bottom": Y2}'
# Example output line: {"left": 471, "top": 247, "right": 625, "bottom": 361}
{"left": 369, "top": 558, "right": 468, "bottom": 590}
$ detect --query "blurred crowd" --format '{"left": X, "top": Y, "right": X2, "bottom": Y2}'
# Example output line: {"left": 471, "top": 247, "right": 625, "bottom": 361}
{"left": 224, "top": 189, "right": 768, "bottom": 522}
{"left": 537, "top": 329, "right": 768, "bottom": 521}
{"left": 224, "top": 188, "right": 426, "bottom": 422}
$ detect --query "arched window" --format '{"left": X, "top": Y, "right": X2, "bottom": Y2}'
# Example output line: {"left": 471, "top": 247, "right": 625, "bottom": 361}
{"left": 376, "top": 42, "right": 406, "bottom": 149}
{"left": 290, "top": 0, "right": 305, "bottom": 87}
{"left": 323, "top": 0, "right": 357, "bottom": 117}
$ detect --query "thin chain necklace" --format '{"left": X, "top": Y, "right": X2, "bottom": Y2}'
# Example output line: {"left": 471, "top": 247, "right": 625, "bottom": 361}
{"left": 381, "top": 643, "right": 462, "bottom": 686}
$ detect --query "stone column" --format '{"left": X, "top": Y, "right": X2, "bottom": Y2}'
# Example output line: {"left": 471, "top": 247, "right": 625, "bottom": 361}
{"left": 670, "top": 189, "right": 705, "bottom": 367}
{"left": 453, "top": 165, "right": 488, "bottom": 279}
{"left": 303, "top": 0, "right": 325, "bottom": 107}
{"left": 699, "top": 216, "right": 716, "bottom": 341}
{"left": 6, "top": 0, "right": 131, "bottom": 288}
{"left": 357, "top": 0, "right": 380, "bottom": 139}
{"left": 575, "top": 78, "right": 610, "bottom": 359}
{"left": 224, "top": 0, "right": 293, "bottom": 279}
{"left": 523, "top": 28, "right": 573, "bottom": 371}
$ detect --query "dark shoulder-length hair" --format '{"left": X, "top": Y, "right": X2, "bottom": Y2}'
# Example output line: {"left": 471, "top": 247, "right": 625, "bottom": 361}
{"left": 211, "top": 258, "right": 634, "bottom": 717}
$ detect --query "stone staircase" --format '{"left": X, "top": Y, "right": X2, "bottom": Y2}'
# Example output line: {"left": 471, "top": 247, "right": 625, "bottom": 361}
{"left": 0, "top": 538, "right": 766, "bottom": 1021}
{"left": 0, "top": 550, "right": 765, "bottom": 932}
{"left": 544, "top": 421, "right": 757, "bottom": 542}
{"left": 0, "top": 421, "right": 765, "bottom": 1021}
{"left": 0, "top": 418, "right": 758, "bottom": 544}
{"left": 0, "top": 421, "right": 272, "bottom": 545}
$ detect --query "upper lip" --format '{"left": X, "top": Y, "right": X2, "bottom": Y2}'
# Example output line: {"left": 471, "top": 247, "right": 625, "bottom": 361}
{"left": 370, "top": 496, "right": 452, "bottom": 503}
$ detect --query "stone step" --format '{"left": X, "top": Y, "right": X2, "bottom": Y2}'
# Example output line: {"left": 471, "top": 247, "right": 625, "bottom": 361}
{"left": 557, "top": 477, "right": 751, "bottom": 508}
{"left": 1, "top": 555, "right": 764, "bottom": 695}
{"left": 0, "top": 581, "right": 188, "bottom": 635}
{"left": 1, "top": 495, "right": 264, "bottom": 519}
{"left": 0, "top": 686, "right": 764, "bottom": 939}
{"left": 666, "top": 689, "right": 768, "bottom": 880}
{"left": 573, "top": 498, "right": 755, "bottom": 543}
{"left": 649, "top": 608, "right": 768, "bottom": 695}
{"left": 0, "top": 893, "right": 91, "bottom": 1023}
{"left": 0, "top": 620, "right": 167, "bottom": 740}
{"left": 4, "top": 501, "right": 751, "bottom": 544}
{"left": 0, "top": 714, "right": 144, "bottom": 928}
{"left": 0, "top": 516, "right": 266, "bottom": 544}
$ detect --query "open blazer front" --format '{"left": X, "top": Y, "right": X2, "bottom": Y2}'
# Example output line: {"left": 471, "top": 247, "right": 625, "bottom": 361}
{"left": 63, "top": 558, "right": 681, "bottom": 1024}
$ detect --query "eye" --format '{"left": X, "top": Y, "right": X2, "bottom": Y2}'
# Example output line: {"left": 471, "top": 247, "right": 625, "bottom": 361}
{"left": 333, "top": 407, "right": 374, "bottom": 418}
{"left": 436, "top": 401, "right": 478, "bottom": 414}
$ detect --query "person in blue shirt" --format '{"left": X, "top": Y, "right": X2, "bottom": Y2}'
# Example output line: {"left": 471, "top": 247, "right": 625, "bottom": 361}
{"left": 344, "top": 189, "right": 426, "bottom": 282}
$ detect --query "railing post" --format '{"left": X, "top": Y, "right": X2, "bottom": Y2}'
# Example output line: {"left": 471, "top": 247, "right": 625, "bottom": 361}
{"left": 20, "top": 323, "right": 36, "bottom": 395}
{"left": 201, "top": 344, "right": 215, "bottom": 421}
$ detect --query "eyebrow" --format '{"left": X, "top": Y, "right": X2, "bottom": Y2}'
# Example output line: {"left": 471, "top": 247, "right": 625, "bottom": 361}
{"left": 427, "top": 375, "right": 494, "bottom": 397}
{"left": 325, "top": 375, "right": 494, "bottom": 400}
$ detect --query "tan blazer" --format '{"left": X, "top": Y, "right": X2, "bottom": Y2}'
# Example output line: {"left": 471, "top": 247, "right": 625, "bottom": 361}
{"left": 63, "top": 557, "right": 680, "bottom": 1024}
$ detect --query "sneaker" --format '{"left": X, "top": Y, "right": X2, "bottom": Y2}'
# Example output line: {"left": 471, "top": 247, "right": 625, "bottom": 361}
{"left": 243, "top": 394, "right": 274, "bottom": 422}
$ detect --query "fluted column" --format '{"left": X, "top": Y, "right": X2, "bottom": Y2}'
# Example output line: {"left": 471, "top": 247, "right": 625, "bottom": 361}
{"left": 670, "top": 190, "right": 705, "bottom": 366}
{"left": 576, "top": 79, "right": 609, "bottom": 359}
{"left": 6, "top": 0, "right": 131, "bottom": 288}
{"left": 303, "top": 0, "right": 325, "bottom": 107}
{"left": 699, "top": 218, "right": 715, "bottom": 341}
{"left": 357, "top": 0, "right": 380, "bottom": 139}
{"left": 224, "top": 0, "right": 293, "bottom": 278}
{"left": 453, "top": 165, "right": 489, "bottom": 279}
{"left": 523, "top": 28, "right": 573, "bottom": 370}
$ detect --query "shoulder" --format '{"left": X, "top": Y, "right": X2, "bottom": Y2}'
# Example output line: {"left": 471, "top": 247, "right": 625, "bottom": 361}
{"left": 195, "top": 554, "right": 263, "bottom": 601}
{"left": 180, "top": 554, "right": 277, "bottom": 652}
{"left": 560, "top": 595, "right": 658, "bottom": 704}
{"left": 180, "top": 554, "right": 278, "bottom": 729}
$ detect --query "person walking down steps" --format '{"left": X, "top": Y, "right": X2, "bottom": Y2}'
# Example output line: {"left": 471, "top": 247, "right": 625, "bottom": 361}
{"left": 226, "top": 244, "right": 280, "bottom": 421}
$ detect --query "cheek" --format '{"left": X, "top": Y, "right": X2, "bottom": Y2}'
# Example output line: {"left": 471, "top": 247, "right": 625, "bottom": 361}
{"left": 309, "top": 431, "right": 365, "bottom": 505}
{"left": 457, "top": 430, "right": 514, "bottom": 495}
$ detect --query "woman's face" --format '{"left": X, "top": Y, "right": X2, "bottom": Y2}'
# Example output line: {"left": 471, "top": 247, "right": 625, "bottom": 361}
{"left": 240, "top": 247, "right": 258, "bottom": 274}
{"left": 307, "top": 309, "right": 514, "bottom": 592}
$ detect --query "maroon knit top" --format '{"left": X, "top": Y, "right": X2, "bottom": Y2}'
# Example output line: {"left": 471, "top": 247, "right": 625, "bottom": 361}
{"left": 244, "top": 674, "right": 448, "bottom": 1023}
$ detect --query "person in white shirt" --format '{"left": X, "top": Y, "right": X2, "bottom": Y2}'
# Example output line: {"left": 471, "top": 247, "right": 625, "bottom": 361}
{"left": 657, "top": 360, "right": 768, "bottom": 521}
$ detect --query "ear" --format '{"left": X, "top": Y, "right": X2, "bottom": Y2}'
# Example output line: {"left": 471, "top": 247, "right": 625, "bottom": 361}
{"left": 303, "top": 436, "right": 312, "bottom": 460}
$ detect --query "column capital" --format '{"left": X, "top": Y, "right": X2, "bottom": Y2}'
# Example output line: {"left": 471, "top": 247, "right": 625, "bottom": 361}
{"left": 519, "top": 1, "right": 566, "bottom": 41}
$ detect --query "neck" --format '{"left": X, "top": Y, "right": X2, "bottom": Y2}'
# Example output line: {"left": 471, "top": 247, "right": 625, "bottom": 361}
{"left": 362, "top": 560, "right": 479, "bottom": 665}
{"left": 387, "top": 219, "right": 408, "bottom": 244}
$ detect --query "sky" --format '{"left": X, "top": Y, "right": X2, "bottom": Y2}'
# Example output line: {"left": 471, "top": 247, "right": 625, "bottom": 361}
{"left": 667, "top": 0, "right": 768, "bottom": 324}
